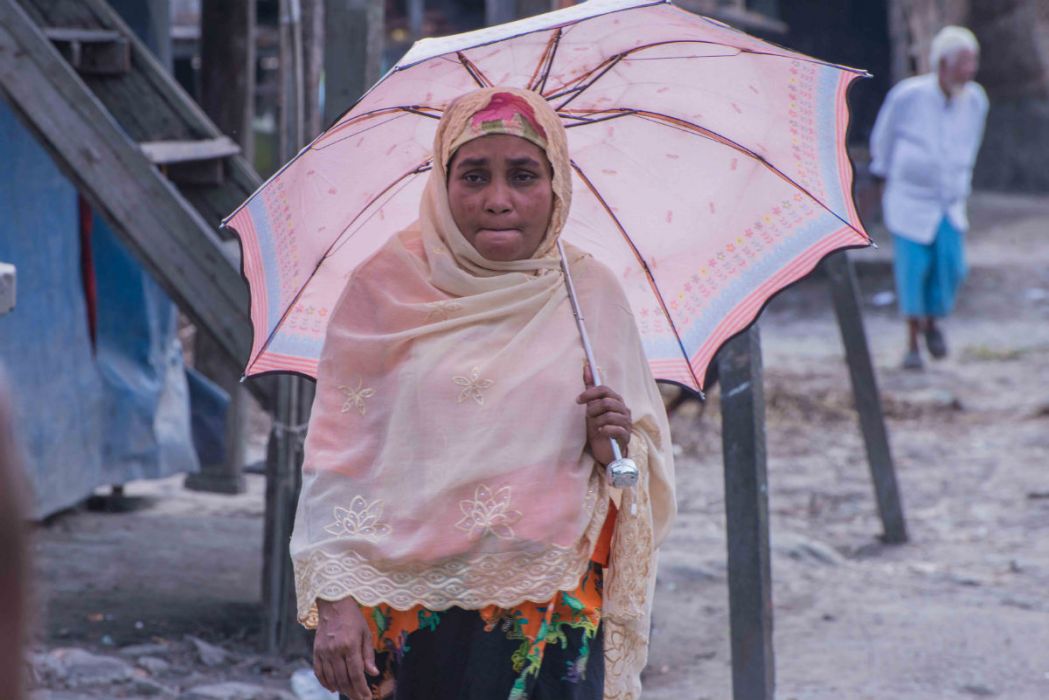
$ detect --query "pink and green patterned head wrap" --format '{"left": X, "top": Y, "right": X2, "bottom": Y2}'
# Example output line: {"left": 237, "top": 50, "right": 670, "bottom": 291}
{"left": 448, "top": 91, "right": 549, "bottom": 156}
{"left": 434, "top": 87, "right": 572, "bottom": 254}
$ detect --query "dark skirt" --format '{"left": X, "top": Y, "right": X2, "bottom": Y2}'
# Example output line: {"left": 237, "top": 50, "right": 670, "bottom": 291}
{"left": 345, "top": 562, "right": 606, "bottom": 700}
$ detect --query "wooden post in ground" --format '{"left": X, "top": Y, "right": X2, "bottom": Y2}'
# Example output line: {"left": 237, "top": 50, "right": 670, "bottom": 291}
{"left": 263, "top": 376, "right": 315, "bottom": 653}
{"left": 199, "top": 0, "right": 255, "bottom": 163}
{"left": 186, "top": 0, "right": 257, "bottom": 495}
{"left": 823, "top": 251, "right": 908, "bottom": 544}
{"left": 719, "top": 325, "right": 774, "bottom": 700}
{"left": 323, "top": 0, "right": 384, "bottom": 127}
{"left": 262, "top": 0, "right": 385, "bottom": 656}
{"left": 261, "top": 0, "right": 313, "bottom": 655}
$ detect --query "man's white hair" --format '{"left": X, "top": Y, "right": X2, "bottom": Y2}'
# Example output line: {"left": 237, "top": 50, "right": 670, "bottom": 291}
{"left": 930, "top": 26, "right": 979, "bottom": 69}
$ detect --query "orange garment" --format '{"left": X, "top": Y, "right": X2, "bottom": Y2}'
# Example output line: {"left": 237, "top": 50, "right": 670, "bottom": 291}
{"left": 360, "top": 501, "right": 617, "bottom": 655}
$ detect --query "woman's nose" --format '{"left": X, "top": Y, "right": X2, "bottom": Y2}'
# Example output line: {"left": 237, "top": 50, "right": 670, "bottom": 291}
{"left": 483, "top": 182, "right": 513, "bottom": 214}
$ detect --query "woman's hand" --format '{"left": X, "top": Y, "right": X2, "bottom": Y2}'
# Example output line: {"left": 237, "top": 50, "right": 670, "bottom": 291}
{"left": 577, "top": 364, "right": 632, "bottom": 467}
{"left": 313, "top": 597, "right": 379, "bottom": 700}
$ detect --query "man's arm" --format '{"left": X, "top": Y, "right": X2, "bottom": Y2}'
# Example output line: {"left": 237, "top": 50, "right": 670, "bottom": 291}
{"left": 868, "top": 85, "right": 901, "bottom": 182}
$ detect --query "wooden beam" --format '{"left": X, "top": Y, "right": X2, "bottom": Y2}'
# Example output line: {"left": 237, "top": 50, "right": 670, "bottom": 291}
{"left": 824, "top": 252, "right": 908, "bottom": 544}
{"left": 0, "top": 0, "right": 264, "bottom": 405}
{"left": 719, "top": 326, "right": 775, "bottom": 700}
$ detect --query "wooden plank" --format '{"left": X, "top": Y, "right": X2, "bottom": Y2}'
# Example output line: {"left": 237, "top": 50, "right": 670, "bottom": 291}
{"left": 718, "top": 326, "right": 775, "bottom": 700}
{"left": 0, "top": 0, "right": 270, "bottom": 408}
{"left": 42, "top": 27, "right": 121, "bottom": 42}
{"left": 824, "top": 251, "right": 909, "bottom": 544}
{"left": 44, "top": 26, "right": 130, "bottom": 75}
{"left": 139, "top": 136, "right": 240, "bottom": 165}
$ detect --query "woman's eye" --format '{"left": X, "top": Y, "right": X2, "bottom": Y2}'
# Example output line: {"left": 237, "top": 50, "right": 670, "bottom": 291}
{"left": 462, "top": 172, "right": 487, "bottom": 184}
{"left": 512, "top": 171, "right": 537, "bottom": 184}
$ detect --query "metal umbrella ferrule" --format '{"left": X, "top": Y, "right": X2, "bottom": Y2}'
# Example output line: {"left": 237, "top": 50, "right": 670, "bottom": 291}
{"left": 607, "top": 456, "right": 640, "bottom": 489}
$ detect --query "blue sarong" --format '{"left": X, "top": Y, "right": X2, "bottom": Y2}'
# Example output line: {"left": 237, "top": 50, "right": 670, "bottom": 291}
{"left": 892, "top": 216, "right": 967, "bottom": 318}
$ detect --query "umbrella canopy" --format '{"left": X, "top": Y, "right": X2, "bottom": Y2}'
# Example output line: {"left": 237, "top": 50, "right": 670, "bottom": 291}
{"left": 224, "top": 0, "right": 870, "bottom": 392}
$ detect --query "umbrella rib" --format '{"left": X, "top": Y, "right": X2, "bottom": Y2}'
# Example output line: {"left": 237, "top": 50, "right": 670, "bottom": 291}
{"left": 317, "top": 105, "right": 443, "bottom": 144}
{"left": 546, "top": 39, "right": 867, "bottom": 108}
{"left": 534, "top": 28, "right": 564, "bottom": 94}
{"left": 457, "top": 51, "right": 491, "bottom": 88}
{"left": 567, "top": 108, "right": 866, "bottom": 238}
{"left": 570, "top": 160, "right": 702, "bottom": 389}
{"left": 248, "top": 161, "right": 432, "bottom": 368}
{"left": 554, "top": 55, "right": 624, "bottom": 111}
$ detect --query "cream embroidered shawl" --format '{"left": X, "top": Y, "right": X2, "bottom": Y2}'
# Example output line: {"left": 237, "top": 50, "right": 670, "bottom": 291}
{"left": 291, "top": 87, "right": 676, "bottom": 699}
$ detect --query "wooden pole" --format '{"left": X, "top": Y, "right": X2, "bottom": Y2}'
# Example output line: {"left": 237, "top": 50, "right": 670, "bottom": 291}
{"left": 323, "top": 0, "right": 384, "bottom": 127}
{"left": 301, "top": 0, "right": 324, "bottom": 139}
{"left": 407, "top": 0, "right": 424, "bottom": 40}
{"left": 262, "top": 376, "right": 314, "bottom": 653}
{"left": 200, "top": 0, "right": 255, "bottom": 163}
{"left": 262, "top": 0, "right": 313, "bottom": 655}
{"left": 486, "top": 0, "right": 517, "bottom": 26}
{"left": 824, "top": 252, "right": 908, "bottom": 544}
{"left": 719, "top": 326, "right": 775, "bottom": 700}
{"left": 187, "top": 0, "right": 257, "bottom": 496}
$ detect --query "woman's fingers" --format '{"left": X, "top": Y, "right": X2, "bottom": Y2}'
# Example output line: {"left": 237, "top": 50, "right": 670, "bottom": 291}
{"left": 585, "top": 398, "right": 629, "bottom": 419}
{"left": 331, "top": 654, "right": 356, "bottom": 696}
{"left": 319, "top": 656, "right": 343, "bottom": 694}
{"left": 313, "top": 654, "right": 332, "bottom": 692}
{"left": 576, "top": 384, "right": 622, "bottom": 405}
{"left": 343, "top": 652, "right": 370, "bottom": 700}
{"left": 362, "top": 630, "right": 379, "bottom": 676}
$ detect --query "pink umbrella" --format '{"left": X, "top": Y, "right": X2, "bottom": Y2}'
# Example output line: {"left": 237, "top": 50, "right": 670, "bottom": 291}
{"left": 224, "top": 0, "right": 870, "bottom": 392}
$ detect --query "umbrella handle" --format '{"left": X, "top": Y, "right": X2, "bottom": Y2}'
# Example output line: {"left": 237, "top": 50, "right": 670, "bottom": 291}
{"left": 557, "top": 240, "right": 639, "bottom": 490}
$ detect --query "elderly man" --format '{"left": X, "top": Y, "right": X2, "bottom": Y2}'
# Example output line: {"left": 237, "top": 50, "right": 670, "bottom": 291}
{"left": 870, "top": 26, "right": 988, "bottom": 370}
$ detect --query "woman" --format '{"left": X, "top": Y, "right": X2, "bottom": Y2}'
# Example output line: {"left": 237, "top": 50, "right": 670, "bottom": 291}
{"left": 292, "top": 87, "right": 675, "bottom": 700}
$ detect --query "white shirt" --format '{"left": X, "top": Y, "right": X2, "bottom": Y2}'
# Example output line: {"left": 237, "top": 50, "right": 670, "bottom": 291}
{"left": 869, "top": 73, "right": 988, "bottom": 244}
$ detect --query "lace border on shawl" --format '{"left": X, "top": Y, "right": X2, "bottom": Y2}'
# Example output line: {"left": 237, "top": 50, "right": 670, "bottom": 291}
{"left": 603, "top": 432, "right": 657, "bottom": 700}
{"left": 295, "top": 482, "right": 609, "bottom": 628}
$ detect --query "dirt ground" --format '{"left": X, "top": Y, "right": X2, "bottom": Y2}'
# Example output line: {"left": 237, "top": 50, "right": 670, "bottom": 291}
{"left": 25, "top": 191, "right": 1049, "bottom": 699}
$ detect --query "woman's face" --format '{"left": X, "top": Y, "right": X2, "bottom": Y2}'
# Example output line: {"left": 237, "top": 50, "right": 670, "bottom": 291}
{"left": 447, "top": 134, "right": 554, "bottom": 262}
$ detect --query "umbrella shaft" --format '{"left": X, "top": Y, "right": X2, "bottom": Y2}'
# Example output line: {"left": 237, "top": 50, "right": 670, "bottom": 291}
{"left": 557, "top": 240, "right": 625, "bottom": 463}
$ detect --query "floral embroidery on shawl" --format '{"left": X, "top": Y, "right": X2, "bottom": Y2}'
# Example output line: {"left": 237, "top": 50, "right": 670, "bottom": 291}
{"left": 453, "top": 367, "right": 495, "bottom": 405}
{"left": 425, "top": 300, "right": 463, "bottom": 322}
{"left": 456, "top": 485, "right": 522, "bottom": 540}
{"left": 324, "top": 496, "right": 392, "bottom": 540}
{"left": 339, "top": 379, "right": 376, "bottom": 415}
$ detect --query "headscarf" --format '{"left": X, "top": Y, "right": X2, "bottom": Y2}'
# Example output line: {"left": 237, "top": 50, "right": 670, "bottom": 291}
{"left": 291, "top": 87, "right": 675, "bottom": 699}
